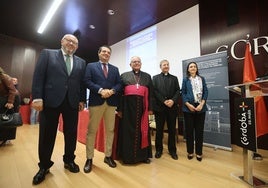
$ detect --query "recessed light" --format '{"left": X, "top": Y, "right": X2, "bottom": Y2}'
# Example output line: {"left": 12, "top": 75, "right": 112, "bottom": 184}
{"left": 89, "top": 25, "right": 95, "bottom": 29}
{"left": 107, "top": 9, "right": 115, "bottom": 15}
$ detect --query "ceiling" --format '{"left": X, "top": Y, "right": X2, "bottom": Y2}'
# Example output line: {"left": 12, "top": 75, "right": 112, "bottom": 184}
{"left": 0, "top": 0, "right": 198, "bottom": 62}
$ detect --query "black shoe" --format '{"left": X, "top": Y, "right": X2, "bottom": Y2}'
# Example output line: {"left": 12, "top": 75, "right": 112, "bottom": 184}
{"left": 170, "top": 153, "right": 178, "bottom": 160}
{"left": 155, "top": 151, "right": 162, "bottom": 159}
{"left": 83, "top": 159, "right": 92, "bottom": 173}
{"left": 142, "top": 158, "right": 151, "bottom": 164}
{"left": 64, "top": 162, "right": 80, "bottom": 173}
{"left": 187, "top": 154, "right": 194, "bottom": 160}
{"left": 196, "top": 155, "right": 202, "bottom": 162}
{"left": 104, "top": 157, "right": 116, "bottom": 168}
{"left": 32, "top": 168, "right": 49, "bottom": 185}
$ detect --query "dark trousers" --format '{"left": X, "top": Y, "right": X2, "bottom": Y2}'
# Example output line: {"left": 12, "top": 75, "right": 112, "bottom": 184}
{"left": 184, "top": 112, "right": 205, "bottom": 155}
{"left": 38, "top": 96, "right": 79, "bottom": 169}
{"left": 154, "top": 108, "right": 177, "bottom": 154}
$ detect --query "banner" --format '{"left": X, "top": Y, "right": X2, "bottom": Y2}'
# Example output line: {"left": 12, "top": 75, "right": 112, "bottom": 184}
{"left": 234, "top": 97, "right": 257, "bottom": 152}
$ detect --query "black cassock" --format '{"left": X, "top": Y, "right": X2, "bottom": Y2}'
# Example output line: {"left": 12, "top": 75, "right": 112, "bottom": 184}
{"left": 117, "top": 71, "right": 153, "bottom": 164}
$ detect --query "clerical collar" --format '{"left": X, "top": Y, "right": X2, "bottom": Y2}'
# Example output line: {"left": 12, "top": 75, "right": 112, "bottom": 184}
{"left": 132, "top": 70, "right": 140, "bottom": 75}
{"left": 162, "top": 72, "right": 169, "bottom": 76}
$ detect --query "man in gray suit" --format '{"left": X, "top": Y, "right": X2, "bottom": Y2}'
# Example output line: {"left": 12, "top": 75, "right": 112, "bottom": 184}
{"left": 31, "top": 34, "right": 86, "bottom": 185}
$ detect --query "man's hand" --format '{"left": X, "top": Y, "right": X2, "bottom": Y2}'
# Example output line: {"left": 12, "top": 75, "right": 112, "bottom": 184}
{"left": 101, "top": 89, "right": 115, "bottom": 98}
{"left": 31, "top": 101, "right": 43, "bottom": 111}
{"left": 164, "top": 99, "right": 174, "bottom": 108}
{"left": 78, "top": 102, "right": 84, "bottom": 111}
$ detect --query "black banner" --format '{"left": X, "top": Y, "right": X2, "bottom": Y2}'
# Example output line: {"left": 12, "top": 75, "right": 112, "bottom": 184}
{"left": 234, "top": 97, "right": 257, "bottom": 152}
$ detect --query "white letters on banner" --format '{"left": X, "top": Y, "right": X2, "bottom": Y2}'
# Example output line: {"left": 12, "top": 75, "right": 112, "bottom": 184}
{"left": 216, "top": 36, "right": 268, "bottom": 60}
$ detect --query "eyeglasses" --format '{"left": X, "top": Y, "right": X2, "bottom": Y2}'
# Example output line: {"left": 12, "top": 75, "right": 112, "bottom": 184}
{"left": 64, "top": 38, "right": 78, "bottom": 45}
{"left": 131, "top": 60, "right": 141, "bottom": 64}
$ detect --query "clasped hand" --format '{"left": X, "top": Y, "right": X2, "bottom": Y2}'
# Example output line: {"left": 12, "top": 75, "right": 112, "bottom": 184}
{"left": 164, "top": 99, "right": 174, "bottom": 108}
{"left": 100, "top": 89, "right": 114, "bottom": 98}
{"left": 187, "top": 103, "right": 203, "bottom": 112}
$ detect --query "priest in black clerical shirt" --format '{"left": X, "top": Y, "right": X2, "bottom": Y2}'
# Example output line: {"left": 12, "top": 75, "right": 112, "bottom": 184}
{"left": 152, "top": 59, "right": 181, "bottom": 160}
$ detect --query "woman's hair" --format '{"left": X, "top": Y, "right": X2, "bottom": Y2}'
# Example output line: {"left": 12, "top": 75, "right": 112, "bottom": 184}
{"left": 0, "top": 67, "right": 4, "bottom": 75}
{"left": 186, "top": 62, "right": 200, "bottom": 77}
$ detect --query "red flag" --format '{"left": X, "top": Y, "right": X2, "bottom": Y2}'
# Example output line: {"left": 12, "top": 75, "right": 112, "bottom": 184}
{"left": 243, "top": 43, "right": 268, "bottom": 137}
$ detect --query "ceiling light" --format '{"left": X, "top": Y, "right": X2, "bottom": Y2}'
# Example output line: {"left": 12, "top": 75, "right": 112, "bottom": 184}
{"left": 107, "top": 9, "right": 115, "bottom": 15}
{"left": 37, "top": 0, "right": 63, "bottom": 34}
{"left": 89, "top": 25, "right": 95, "bottom": 29}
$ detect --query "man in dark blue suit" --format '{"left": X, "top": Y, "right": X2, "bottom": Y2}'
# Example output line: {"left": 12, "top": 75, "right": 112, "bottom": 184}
{"left": 31, "top": 34, "right": 86, "bottom": 185}
{"left": 83, "top": 45, "right": 121, "bottom": 173}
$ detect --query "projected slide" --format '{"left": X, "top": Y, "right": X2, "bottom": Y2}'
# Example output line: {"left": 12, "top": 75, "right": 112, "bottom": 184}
{"left": 126, "top": 26, "right": 157, "bottom": 76}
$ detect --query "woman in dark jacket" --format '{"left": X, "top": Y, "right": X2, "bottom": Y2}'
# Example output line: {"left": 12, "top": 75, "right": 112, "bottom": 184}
{"left": 181, "top": 62, "right": 208, "bottom": 161}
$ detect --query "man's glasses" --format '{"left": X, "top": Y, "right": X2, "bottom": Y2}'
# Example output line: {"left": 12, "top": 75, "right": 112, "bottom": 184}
{"left": 64, "top": 38, "right": 78, "bottom": 45}
{"left": 131, "top": 60, "right": 141, "bottom": 64}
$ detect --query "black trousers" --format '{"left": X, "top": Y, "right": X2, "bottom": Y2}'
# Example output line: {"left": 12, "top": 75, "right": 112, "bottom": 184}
{"left": 183, "top": 112, "right": 205, "bottom": 155}
{"left": 154, "top": 108, "right": 177, "bottom": 154}
{"left": 38, "top": 96, "right": 79, "bottom": 169}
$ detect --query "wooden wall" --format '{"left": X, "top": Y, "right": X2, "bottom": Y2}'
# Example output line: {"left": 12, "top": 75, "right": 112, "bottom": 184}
{"left": 0, "top": 34, "right": 44, "bottom": 101}
{"left": 199, "top": 0, "right": 268, "bottom": 82}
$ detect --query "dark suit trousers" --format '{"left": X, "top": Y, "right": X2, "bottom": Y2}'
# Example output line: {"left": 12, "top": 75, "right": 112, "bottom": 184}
{"left": 154, "top": 108, "right": 177, "bottom": 154}
{"left": 38, "top": 96, "right": 79, "bottom": 169}
{"left": 183, "top": 112, "right": 205, "bottom": 155}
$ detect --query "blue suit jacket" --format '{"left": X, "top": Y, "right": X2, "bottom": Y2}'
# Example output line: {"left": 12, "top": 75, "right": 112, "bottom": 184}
{"left": 181, "top": 76, "right": 208, "bottom": 113}
{"left": 84, "top": 62, "right": 122, "bottom": 106}
{"left": 32, "top": 49, "right": 86, "bottom": 109}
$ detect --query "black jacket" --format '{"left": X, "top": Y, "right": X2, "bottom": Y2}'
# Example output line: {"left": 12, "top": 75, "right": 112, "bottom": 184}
{"left": 152, "top": 73, "right": 180, "bottom": 112}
